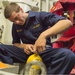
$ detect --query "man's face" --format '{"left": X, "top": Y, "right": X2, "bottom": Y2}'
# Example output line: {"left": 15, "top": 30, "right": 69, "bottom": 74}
{"left": 8, "top": 9, "right": 26, "bottom": 25}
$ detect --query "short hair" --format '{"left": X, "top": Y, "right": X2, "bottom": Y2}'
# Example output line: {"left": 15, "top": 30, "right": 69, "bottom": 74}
{"left": 4, "top": 3, "right": 20, "bottom": 19}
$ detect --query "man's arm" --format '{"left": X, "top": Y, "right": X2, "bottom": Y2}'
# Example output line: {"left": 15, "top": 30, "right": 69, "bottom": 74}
{"left": 13, "top": 43, "right": 34, "bottom": 55}
{"left": 33, "top": 19, "right": 73, "bottom": 53}
{"left": 41, "top": 19, "right": 72, "bottom": 37}
{"left": 13, "top": 43, "right": 26, "bottom": 48}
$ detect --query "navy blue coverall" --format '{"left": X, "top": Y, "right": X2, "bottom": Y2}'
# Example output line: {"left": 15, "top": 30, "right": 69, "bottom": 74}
{"left": 0, "top": 11, "right": 75, "bottom": 74}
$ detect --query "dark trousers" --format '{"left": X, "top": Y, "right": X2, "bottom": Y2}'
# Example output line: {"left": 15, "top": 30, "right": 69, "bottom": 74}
{"left": 0, "top": 44, "right": 75, "bottom": 74}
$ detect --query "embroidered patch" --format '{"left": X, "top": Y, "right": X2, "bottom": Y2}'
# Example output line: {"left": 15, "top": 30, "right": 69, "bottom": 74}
{"left": 16, "top": 29, "right": 22, "bottom": 32}
{"left": 33, "top": 24, "right": 40, "bottom": 29}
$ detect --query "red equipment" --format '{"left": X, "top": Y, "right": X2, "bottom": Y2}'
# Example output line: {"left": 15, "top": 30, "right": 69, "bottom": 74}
{"left": 50, "top": 0, "right": 75, "bottom": 74}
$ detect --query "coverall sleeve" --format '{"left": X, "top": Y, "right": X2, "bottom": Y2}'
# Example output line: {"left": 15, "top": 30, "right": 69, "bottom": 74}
{"left": 39, "top": 12, "right": 66, "bottom": 27}
{"left": 12, "top": 24, "right": 20, "bottom": 44}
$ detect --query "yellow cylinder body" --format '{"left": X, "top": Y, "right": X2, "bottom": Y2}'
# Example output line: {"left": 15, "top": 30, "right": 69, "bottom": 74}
{"left": 26, "top": 54, "right": 42, "bottom": 69}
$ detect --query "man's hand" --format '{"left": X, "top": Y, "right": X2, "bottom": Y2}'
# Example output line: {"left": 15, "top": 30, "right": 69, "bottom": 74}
{"left": 24, "top": 44, "right": 34, "bottom": 55}
{"left": 33, "top": 34, "right": 46, "bottom": 54}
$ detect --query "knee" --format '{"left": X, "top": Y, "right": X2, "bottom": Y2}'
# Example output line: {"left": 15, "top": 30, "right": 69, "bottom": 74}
{"left": 0, "top": 44, "right": 3, "bottom": 49}
{"left": 0, "top": 44, "right": 3, "bottom": 47}
{"left": 61, "top": 48, "right": 75, "bottom": 62}
{"left": 0, "top": 44, "right": 4, "bottom": 47}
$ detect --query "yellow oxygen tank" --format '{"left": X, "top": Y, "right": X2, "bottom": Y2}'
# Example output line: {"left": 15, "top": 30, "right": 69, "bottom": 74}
{"left": 25, "top": 54, "right": 47, "bottom": 75}
{"left": 26, "top": 54, "right": 42, "bottom": 69}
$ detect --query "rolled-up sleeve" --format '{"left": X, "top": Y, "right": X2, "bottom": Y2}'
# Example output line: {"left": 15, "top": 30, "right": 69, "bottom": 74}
{"left": 39, "top": 12, "right": 66, "bottom": 26}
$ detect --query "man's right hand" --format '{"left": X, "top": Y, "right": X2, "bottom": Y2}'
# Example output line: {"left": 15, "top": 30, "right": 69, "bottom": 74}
{"left": 24, "top": 44, "right": 34, "bottom": 55}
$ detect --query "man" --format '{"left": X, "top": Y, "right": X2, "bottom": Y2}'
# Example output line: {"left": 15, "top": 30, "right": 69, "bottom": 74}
{"left": 1, "top": 2, "right": 75, "bottom": 74}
